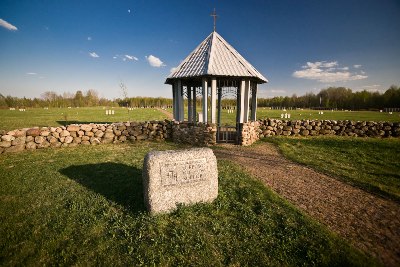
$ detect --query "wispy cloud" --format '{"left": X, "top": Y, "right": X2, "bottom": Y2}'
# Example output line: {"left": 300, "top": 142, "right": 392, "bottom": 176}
{"left": 270, "top": 89, "right": 286, "bottom": 93}
{"left": 87, "top": 36, "right": 92, "bottom": 41}
{"left": 0, "top": 18, "right": 18, "bottom": 31}
{"left": 293, "top": 61, "right": 367, "bottom": 82}
{"left": 113, "top": 54, "right": 139, "bottom": 61}
{"left": 26, "top": 72, "right": 37, "bottom": 75}
{"left": 89, "top": 52, "right": 99, "bottom": 58}
{"left": 146, "top": 55, "right": 165, "bottom": 67}
{"left": 354, "top": 64, "right": 362, "bottom": 68}
{"left": 124, "top": 54, "right": 138, "bottom": 61}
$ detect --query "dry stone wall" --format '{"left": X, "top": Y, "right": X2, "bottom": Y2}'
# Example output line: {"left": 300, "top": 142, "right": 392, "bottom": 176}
{"left": 1, "top": 119, "right": 399, "bottom": 153}
{"left": 258, "top": 119, "right": 400, "bottom": 138}
{"left": 172, "top": 122, "right": 217, "bottom": 146}
{"left": 0, "top": 121, "right": 173, "bottom": 154}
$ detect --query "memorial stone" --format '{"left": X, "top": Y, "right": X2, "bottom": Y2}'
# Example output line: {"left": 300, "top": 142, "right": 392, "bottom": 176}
{"left": 143, "top": 148, "right": 218, "bottom": 214}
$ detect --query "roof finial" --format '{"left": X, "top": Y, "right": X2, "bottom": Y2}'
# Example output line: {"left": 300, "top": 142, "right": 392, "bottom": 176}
{"left": 210, "top": 8, "right": 218, "bottom": 32}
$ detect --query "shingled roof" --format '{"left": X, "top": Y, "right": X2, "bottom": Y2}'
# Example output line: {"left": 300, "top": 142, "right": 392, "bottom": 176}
{"left": 165, "top": 31, "right": 268, "bottom": 84}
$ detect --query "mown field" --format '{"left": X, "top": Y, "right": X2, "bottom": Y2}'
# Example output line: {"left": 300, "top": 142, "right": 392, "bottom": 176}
{"left": 0, "top": 107, "right": 169, "bottom": 131}
{"left": 1, "top": 107, "right": 399, "bottom": 132}
{"left": 0, "top": 142, "right": 374, "bottom": 266}
{"left": 167, "top": 107, "right": 400, "bottom": 125}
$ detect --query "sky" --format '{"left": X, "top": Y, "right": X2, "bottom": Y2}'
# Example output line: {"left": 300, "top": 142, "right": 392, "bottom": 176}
{"left": 1, "top": 0, "right": 399, "bottom": 100}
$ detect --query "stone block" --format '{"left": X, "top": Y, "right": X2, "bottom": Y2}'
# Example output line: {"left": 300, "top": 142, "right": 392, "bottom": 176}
{"left": 143, "top": 148, "right": 218, "bottom": 214}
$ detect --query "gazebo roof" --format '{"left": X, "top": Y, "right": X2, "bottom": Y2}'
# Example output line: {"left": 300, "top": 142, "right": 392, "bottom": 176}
{"left": 165, "top": 31, "right": 268, "bottom": 85}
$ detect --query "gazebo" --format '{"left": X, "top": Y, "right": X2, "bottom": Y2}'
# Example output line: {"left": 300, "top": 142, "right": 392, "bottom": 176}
{"left": 165, "top": 29, "right": 268, "bottom": 142}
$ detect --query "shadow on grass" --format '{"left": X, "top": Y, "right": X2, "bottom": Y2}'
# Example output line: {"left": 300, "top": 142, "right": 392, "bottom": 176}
{"left": 59, "top": 163, "right": 146, "bottom": 214}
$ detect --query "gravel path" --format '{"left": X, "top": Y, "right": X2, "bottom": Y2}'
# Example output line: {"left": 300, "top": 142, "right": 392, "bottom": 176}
{"left": 214, "top": 142, "right": 400, "bottom": 267}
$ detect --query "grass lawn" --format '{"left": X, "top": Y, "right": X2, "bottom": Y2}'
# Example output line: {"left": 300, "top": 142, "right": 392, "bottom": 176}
{"left": 265, "top": 136, "right": 400, "bottom": 202}
{"left": 0, "top": 107, "right": 169, "bottom": 131}
{"left": 0, "top": 142, "right": 374, "bottom": 266}
{"left": 168, "top": 107, "right": 400, "bottom": 125}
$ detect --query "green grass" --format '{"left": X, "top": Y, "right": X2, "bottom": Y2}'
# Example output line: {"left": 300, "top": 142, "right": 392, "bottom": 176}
{"left": 0, "top": 107, "right": 169, "bottom": 131}
{"left": 257, "top": 108, "right": 400, "bottom": 122}
{"left": 0, "top": 142, "right": 374, "bottom": 266}
{"left": 265, "top": 136, "right": 400, "bottom": 202}
{"left": 168, "top": 107, "right": 400, "bottom": 125}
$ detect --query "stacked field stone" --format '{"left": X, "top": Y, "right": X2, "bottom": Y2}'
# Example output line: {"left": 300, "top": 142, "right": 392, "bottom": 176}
{"left": 258, "top": 119, "right": 400, "bottom": 138}
{"left": 172, "top": 122, "right": 217, "bottom": 146}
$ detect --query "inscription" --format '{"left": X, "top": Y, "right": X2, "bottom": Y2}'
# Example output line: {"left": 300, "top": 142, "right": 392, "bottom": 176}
{"left": 161, "top": 158, "right": 207, "bottom": 186}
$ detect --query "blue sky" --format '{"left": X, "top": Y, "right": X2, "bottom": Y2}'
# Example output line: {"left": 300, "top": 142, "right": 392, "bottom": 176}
{"left": 1, "top": 0, "right": 399, "bottom": 99}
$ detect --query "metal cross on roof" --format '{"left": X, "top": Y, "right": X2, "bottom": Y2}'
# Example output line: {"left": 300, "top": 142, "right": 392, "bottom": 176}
{"left": 210, "top": 8, "right": 218, "bottom": 32}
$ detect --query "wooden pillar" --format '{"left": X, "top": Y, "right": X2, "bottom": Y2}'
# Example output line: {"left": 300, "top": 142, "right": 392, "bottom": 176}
{"left": 202, "top": 78, "right": 208, "bottom": 123}
{"left": 172, "top": 84, "right": 177, "bottom": 120}
{"left": 192, "top": 87, "right": 197, "bottom": 122}
{"left": 244, "top": 80, "right": 250, "bottom": 122}
{"left": 217, "top": 87, "right": 222, "bottom": 126}
{"left": 251, "top": 83, "right": 258, "bottom": 121}
{"left": 211, "top": 78, "right": 217, "bottom": 123}
{"left": 188, "top": 85, "right": 192, "bottom": 122}
{"left": 177, "top": 80, "right": 184, "bottom": 122}
{"left": 237, "top": 80, "right": 245, "bottom": 123}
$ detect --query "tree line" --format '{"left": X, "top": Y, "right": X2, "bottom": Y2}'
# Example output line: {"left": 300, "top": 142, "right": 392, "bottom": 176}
{"left": 257, "top": 85, "right": 400, "bottom": 110}
{"left": 0, "top": 86, "right": 399, "bottom": 110}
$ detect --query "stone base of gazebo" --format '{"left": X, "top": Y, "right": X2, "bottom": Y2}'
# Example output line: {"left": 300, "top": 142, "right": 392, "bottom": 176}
{"left": 172, "top": 120, "right": 260, "bottom": 146}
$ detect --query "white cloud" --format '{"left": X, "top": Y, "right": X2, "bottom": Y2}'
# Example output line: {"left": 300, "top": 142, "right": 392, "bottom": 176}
{"left": 0, "top": 18, "right": 18, "bottom": 31}
{"left": 89, "top": 52, "right": 99, "bottom": 58}
{"left": 293, "top": 61, "right": 367, "bottom": 82}
{"left": 26, "top": 72, "right": 37, "bottom": 75}
{"left": 354, "top": 64, "right": 362, "bottom": 68}
{"left": 128, "top": 9, "right": 131, "bottom": 13}
{"left": 170, "top": 67, "right": 178, "bottom": 73}
{"left": 125, "top": 54, "right": 138, "bottom": 61}
{"left": 146, "top": 55, "right": 165, "bottom": 67}
{"left": 87, "top": 36, "right": 92, "bottom": 41}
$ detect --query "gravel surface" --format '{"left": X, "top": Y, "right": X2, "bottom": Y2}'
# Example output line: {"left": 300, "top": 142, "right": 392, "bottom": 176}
{"left": 214, "top": 142, "right": 400, "bottom": 267}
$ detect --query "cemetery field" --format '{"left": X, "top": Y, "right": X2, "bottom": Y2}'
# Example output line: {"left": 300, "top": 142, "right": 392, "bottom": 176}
{"left": 220, "top": 109, "right": 400, "bottom": 125}
{"left": 266, "top": 136, "right": 400, "bottom": 202}
{"left": 0, "top": 142, "right": 374, "bottom": 266}
{"left": 0, "top": 107, "right": 169, "bottom": 131}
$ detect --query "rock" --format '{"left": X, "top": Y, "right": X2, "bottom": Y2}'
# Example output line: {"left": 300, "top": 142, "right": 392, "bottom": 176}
{"left": 37, "top": 141, "right": 50, "bottom": 149}
{"left": 14, "top": 130, "right": 26, "bottom": 137}
{"left": 73, "top": 137, "right": 82, "bottom": 144}
{"left": 85, "top": 131, "right": 94, "bottom": 137}
{"left": 35, "top": 136, "right": 45, "bottom": 144}
{"left": 82, "top": 136, "right": 90, "bottom": 141}
{"left": 26, "top": 136, "right": 34, "bottom": 142}
{"left": 0, "top": 141, "right": 12, "bottom": 148}
{"left": 300, "top": 129, "right": 310, "bottom": 136}
{"left": 1, "top": 135, "right": 15, "bottom": 142}
{"left": 143, "top": 148, "right": 218, "bottom": 214}
{"left": 77, "top": 130, "right": 85, "bottom": 137}
{"left": 46, "top": 136, "right": 57, "bottom": 144}
{"left": 26, "top": 128, "right": 41, "bottom": 137}
{"left": 5, "top": 145, "right": 25, "bottom": 153}
{"left": 90, "top": 137, "right": 101, "bottom": 145}
{"left": 102, "top": 138, "right": 113, "bottom": 144}
{"left": 51, "top": 132, "right": 60, "bottom": 138}
{"left": 40, "top": 131, "right": 50, "bottom": 137}
{"left": 50, "top": 142, "right": 62, "bottom": 148}
{"left": 95, "top": 131, "right": 104, "bottom": 138}
{"left": 12, "top": 137, "right": 26, "bottom": 146}
{"left": 104, "top": 132, "right": 114, "bottom": 139}
{"left": 80, "top": 124, "right": 92, "bottom": 132}
{"left": 60, "top": 130, "right": 70, "bottom": 137}
{"left": 26, "top": 142, "right": 37, "bottom": 150}
{"left": 67, "top": 125, "right": 80, "bottom": 132}
{"left": 64, "top": 136, "right": 73, "bottom": 144}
